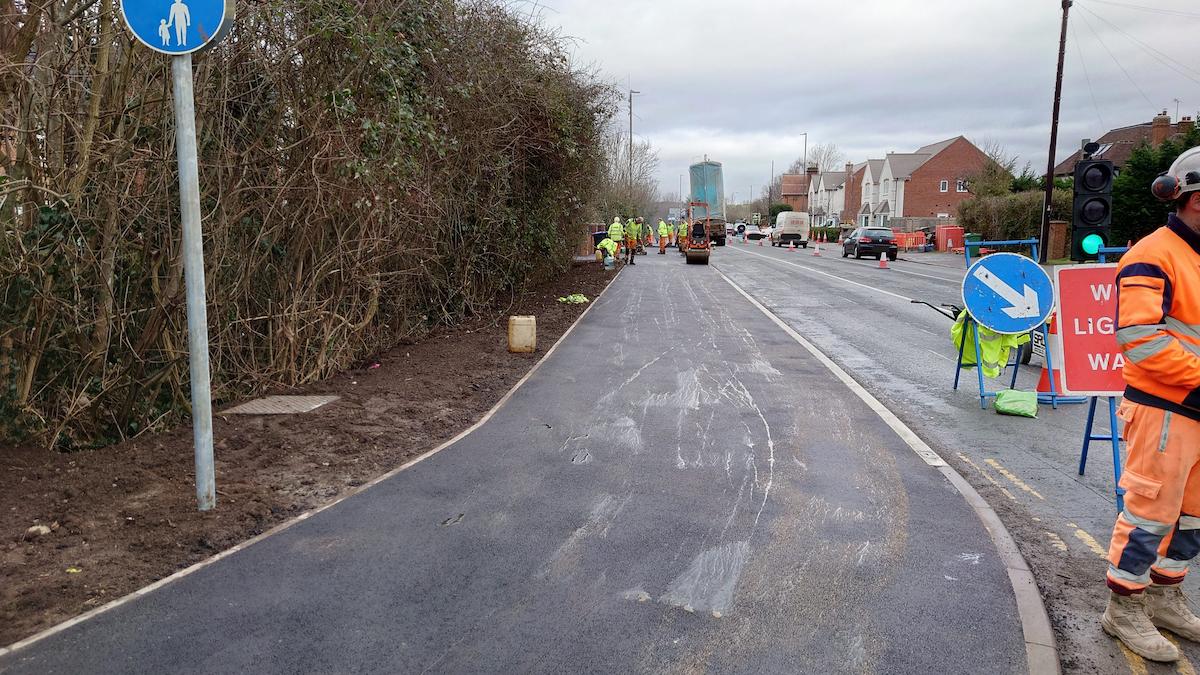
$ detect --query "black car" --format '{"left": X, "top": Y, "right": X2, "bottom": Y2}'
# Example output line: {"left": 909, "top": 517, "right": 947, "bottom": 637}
{"left": 843, "top": 227, "right": 899, "bottom": 261}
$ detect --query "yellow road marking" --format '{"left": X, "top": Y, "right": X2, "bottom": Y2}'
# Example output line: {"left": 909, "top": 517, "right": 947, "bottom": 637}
{"left": 1119, "top": 643, "right": 1150, "bottom": 675}
{"left": 1068, "top": 522, "right": 1109, "bottom": 558}
{"left": 955, "top": 453, "right": 1018, "bottom": 502}
{"left": 1045, "top": 532, "right": 1068, "bottom": 552}
{"left": 1166, "top": 635, "right": 1199, "bottom": 675}
{"left": 984, "top": 458, "right": 1045, "bottom": 500}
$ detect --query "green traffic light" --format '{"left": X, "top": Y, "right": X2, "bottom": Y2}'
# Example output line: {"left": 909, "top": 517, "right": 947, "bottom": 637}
{"left": 1082, "top": 233, "right": 1104, "bottom": 256}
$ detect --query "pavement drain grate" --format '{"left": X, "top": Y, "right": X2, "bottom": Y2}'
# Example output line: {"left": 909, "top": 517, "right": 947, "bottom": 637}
{"left": 221, "top": 395, "right": 340, "bottom": 416}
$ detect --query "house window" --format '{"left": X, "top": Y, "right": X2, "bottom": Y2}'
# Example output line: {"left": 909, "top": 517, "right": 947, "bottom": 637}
{"left": 956, "top": 179, "right": 969, "bottom": 193}
{"left": 939, "top": 180, "right": 949, "bottom": 193}
{"left": 878, "top": 215, "right": 889, "bottom": 228}
{"left": 937, "top": 213, "right": 950, "bottom": 219}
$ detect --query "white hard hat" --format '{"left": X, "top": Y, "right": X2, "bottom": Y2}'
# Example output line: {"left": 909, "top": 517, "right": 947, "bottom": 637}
{"left": 1152, "top": 146, "right": 1200, "bottom": 201}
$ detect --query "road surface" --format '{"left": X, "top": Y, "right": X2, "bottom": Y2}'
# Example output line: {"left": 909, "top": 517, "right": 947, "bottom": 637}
{"left": 1, "top": 250, "right": 1027, "bottom": 674}
{"left": 715, "top": 239, "right": 1200, "bottom": 674}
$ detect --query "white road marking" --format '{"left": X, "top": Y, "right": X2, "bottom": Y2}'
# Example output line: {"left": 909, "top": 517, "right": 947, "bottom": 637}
{"left": 716, "top": 269, "right": 945, "bottom": 468}
{"left": 725, "top": 247, "right": 914, "bottom": 302}
{"left": 730, "top": 245, "right": 964, "bottom": 285}
{"left": 927, "top": 349, "right": 953, "bottom": 362}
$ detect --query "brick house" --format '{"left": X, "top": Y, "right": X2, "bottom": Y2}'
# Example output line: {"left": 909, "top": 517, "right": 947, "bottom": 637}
{"left": 840, "top": 162, "right": 867, "bottom": 226}
{"left": 780, "top": 166, "right": 819, "bottom": 212}
{"left": 874, "top": 136, "right": 989, "bottom": 226}
{"left": 1054, "top": 112, "right": 1196, "bottom": 177}
{"left": 856, "top": 159, "right": 886, "bottom": 228}
{"left": 808, "top": 171, "right": 847, "bottom": 226}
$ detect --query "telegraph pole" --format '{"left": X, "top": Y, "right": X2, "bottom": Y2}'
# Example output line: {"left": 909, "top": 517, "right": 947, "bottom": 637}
{"left": 1040, "top": 0, "right": 1072, "bottom": 264}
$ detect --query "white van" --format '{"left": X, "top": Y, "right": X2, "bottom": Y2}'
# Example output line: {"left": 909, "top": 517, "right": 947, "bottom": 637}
{"left": 770, "top": 211, "right": 810, "bottom": 248}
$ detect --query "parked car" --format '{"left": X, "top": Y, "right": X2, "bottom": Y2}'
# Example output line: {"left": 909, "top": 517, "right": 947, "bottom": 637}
{"left": 770, "top": 211, "right": 810, "bottom": 248}
{"left": 842, "top": 227, "right": 898, "bottom": 260}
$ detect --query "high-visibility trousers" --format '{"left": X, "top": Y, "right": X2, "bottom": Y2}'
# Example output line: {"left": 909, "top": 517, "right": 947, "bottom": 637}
{"left": 1107, "top": 400, "right": 1200, "bottom": 594}
{"left": 669, "top": 232, "right": 676, "bottom": 246}
{"left": 659, "top": 237, "right": 668, "bottom": 254}
{"left": 626, "top": 238, "right": 637, "bottom": 257}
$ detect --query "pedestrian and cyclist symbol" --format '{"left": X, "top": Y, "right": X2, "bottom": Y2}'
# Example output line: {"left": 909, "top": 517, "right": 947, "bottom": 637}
{"left": 961, "top": 253, "right": 1055, "bottom": 334}
{"left": 120, "top": 0, "right": 232, "bottom": 56}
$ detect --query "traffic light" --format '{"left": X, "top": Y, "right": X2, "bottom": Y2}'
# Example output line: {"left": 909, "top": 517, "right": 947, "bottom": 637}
{"left": 1071, "top": 158, "right": 1114, "bottom": 261}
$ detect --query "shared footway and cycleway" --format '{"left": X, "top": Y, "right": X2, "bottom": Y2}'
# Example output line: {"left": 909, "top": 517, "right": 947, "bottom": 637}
{"left": 715, "top": 241, "right": 1200, "bottom": 674}
{"left": 1, "top": 252, "right": 1036, "bottom": 674}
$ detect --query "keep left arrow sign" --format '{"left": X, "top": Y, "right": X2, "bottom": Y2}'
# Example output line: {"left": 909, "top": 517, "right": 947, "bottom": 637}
{"left": 972, "top": 266, "right": 1041, "bottom": 319}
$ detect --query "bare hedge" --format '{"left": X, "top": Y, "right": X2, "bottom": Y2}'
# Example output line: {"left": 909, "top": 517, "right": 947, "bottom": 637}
{"left": 956, "top": 190, "right": 1072, "bottom": 241}
{"left": 1, "top": 0, "right": 613, "bottom": 447}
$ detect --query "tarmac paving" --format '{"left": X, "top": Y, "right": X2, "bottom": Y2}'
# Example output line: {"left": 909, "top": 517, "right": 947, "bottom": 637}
{"left": 0, "top": 249, "right": 1027, "bottom": 674}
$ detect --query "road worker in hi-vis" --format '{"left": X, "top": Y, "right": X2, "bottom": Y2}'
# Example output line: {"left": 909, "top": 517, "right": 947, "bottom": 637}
{"left": 608, "top": 217, "right": 625, "bottom": 257}
{"left": 1104, "top": 146, "right": 1200, "bottom": 662}
{"left": 624, "top": 217, "right": 641, "bottom": 266}
{"left": 658, "top": 219, "right": 671, "bottom": 254}
{"left": 677, "top": 219, "right": 689, "bottom": 252}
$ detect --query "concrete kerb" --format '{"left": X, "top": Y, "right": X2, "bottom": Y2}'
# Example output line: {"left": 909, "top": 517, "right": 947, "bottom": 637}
{"left": 0, "top": 265, "right": 625, "bottom": 659}
{"left": 714, "top": 267, "right": 1061, "bottom": 675}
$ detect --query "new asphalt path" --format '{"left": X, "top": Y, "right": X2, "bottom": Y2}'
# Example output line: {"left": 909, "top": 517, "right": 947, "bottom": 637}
{"left": 0, "top": 250, "right": 1028, "bottom": 674}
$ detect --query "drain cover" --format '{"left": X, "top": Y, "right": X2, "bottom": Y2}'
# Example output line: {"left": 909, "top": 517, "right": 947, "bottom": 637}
{"left": 221, "top": 395, "right": 340, "bottom": 416}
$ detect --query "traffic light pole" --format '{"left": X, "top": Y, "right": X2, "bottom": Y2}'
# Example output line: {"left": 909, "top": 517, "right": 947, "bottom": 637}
{"left": 1040, "top": 0, "right": 1072, "bottom": 264}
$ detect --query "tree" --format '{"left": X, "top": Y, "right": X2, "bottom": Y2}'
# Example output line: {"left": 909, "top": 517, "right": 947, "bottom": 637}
{"left": 806, "top": 143, "right": 846, "bottom": 173}
{"left": 770, "top": 203, "right": 793, "bottom": 219}
{"left": 1112, "top": 125, "right": 1200, "bottom": 244}
{"left": 592, "top": 125, "right": 661, "bottom": 220}
{"left": 968, "top": 140, "right": 1017, "bottom": 198}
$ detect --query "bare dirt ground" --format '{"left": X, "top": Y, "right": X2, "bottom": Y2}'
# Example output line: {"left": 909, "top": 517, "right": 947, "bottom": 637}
{"left": 1, "top": 262, "right": 615, "bottom": 646}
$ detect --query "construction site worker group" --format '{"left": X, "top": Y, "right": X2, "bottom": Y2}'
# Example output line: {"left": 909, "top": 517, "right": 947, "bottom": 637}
{"left": 597, "top": 215, "right": 689, "bottom": 266}
{"left": 1104, "top": 146, "right": 1200, "bottom": 663}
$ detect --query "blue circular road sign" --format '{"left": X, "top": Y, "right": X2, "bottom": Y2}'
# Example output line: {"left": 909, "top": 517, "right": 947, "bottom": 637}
{"left": 962, "top": 252, "right": 1055, "bottom": 335}
{"left": 120, "top": 0, "right": 233, "bottom": 56}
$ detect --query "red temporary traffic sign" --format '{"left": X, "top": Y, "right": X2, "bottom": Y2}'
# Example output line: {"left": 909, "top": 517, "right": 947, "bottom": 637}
{"left": 1054, "top": 264, "right": 1125, "bottom": 397}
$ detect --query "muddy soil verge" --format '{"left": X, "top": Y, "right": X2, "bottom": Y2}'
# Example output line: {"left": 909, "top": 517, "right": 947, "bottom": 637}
{"left": 2, "top": 263, "right": 615, "bottom": 645}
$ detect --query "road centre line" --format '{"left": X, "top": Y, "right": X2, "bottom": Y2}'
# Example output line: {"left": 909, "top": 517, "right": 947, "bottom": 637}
{"left": 724, "top": 246, "right": 914, "bottom": 302}
{"left": 717, "top": 268, "right": 1058, "bottom": 672}
{"left": 732, "top": 243, "right": 965, "bottom": 285}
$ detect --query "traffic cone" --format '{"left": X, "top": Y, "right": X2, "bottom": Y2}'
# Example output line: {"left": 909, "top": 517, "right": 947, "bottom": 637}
{"left": 758, "top": 237, "right": 763, "bottom": 246}
{"left": 1037, "top": 318, "right": 1066, "bottom": 396}
{"left": 878, "top": 255, "right": 890, "bottom": 269}
{"left": 813, "top": 243, "right": 821, "bottom": 257}
{"left": 788, "top": 241, "right": 796, "bottom": 252}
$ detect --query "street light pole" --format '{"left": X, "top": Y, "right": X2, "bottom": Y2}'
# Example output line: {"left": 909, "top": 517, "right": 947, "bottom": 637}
{"left": 629, "top": 89, "right": 640, "bottom": 197}
{"left": 1039, "top": 0, "right": 1072, "bottom": 264}
{"left": 802, "top": 133, "right": 808, "bottom": 173}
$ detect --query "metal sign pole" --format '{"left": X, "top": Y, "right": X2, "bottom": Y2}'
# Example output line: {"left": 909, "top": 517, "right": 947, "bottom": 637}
{"left": 172, "top": 53, "right": 216, "bottom": 511}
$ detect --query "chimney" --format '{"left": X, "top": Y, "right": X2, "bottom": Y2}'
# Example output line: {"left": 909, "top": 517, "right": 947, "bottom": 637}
{"left": 806, "top": 165, "right": 819, "bottom": 177}
{"left": 1180, "top": 116, "right": 1195, "bottom": 137}
{"left": 1152, "top": 110, "right": 1172, "bottom": 146}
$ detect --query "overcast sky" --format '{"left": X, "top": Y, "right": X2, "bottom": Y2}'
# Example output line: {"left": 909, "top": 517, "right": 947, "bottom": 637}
{"left": 533, "top": 0, "right": 1199, "bottom": 202}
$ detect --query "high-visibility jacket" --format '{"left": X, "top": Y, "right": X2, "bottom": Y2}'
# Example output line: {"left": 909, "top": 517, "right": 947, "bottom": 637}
{"left": 626, "top": 220, "right": 642, "bottom": 240}
{"left": 597, "top": 238, "right": 617, "bottom": 257}
{"left": 1116, "top": 214, "right": 1200, "bottom": 421}
{"left": 608, "top": 220, "right": 624, "bottom": 242}
{"left": 678, "top": 221, "right": 689, "bottom": 237}
{"left": 951, "top": 311, "right": 1029, "bottom": 378}
{"left": 658, "top": 221, "right": 670, "bottom": 237}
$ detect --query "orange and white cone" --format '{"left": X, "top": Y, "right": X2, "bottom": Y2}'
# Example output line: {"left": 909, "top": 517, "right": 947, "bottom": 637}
{"left": 813, "top": 243, "right": 821, "bottom": 257}
{"left": 1037, "top": 318, "right": 1067, "bottom": 396}
{"left": 788, "top": 241, "right": 796, "bottom": 252}
{"left": 878, "top": 254, "right": 890, "bottom": 269}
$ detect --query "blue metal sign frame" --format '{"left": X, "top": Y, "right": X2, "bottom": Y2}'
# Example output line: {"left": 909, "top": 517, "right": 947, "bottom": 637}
{"left": 952, "top": 239, "right": 1086, "bottom": 410}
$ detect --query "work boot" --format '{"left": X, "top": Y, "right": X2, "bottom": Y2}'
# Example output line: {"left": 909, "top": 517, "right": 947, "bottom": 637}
{"left": 1103, "top": 591, "right": 1180, "bottom": 662}
{"left": 1147, "top": 584, "right": 1200, "bottom": 642}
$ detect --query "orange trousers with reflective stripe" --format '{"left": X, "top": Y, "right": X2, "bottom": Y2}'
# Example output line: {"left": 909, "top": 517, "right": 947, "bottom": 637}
{"left": 1107, "top": 400, "right": 1200, "bottom": 594}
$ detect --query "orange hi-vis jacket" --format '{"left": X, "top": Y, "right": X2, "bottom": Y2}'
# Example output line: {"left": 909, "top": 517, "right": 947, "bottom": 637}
{"left": 1117, "top": 215, "right": 1200, "bottom": 421}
